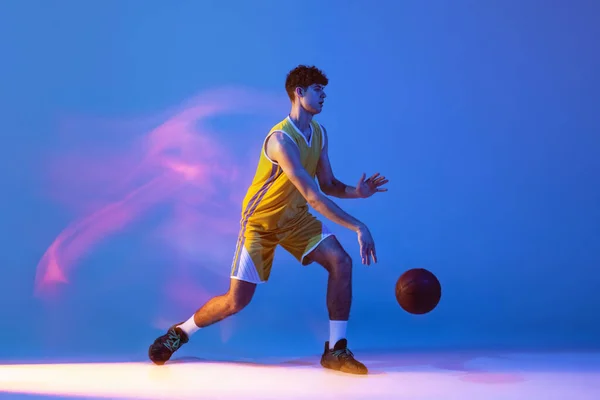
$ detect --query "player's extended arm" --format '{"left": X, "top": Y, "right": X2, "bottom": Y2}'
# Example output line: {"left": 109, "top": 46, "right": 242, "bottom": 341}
{"left": 266, "top": 131, "right": 364, "bottom": 232}
{"left": 316, "top": 126, "right": 389, "bottom": 199}
{"left": 315, "top": 126, "right": 363, "bottom": 199}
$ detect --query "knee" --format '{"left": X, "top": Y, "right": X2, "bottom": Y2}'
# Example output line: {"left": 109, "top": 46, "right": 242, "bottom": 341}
{"left": 227, "top": 292, "right": 252, "bottom": 314}
{"left": 226, "top": 283, "right": 255, "bottom": 314}
{"left": 329, "top": 251, "right": 353, "bottom": 279}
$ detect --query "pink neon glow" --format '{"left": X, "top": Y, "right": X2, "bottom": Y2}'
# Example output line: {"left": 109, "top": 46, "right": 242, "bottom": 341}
{"left": 34, "top": 87, "right": 285, "bottom": 309}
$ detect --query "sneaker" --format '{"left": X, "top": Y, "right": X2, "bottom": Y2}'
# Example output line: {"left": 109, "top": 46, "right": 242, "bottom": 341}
{"left": 320, "top": 338, "right": 368, "bottom": 375}
{"left": 148, "top": 324, "right": 189, "bottom": 365}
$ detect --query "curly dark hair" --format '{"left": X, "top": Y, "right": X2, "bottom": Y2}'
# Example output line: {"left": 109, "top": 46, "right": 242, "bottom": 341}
{"left": 285, "top": 65, "right": 329, "bottom": 101}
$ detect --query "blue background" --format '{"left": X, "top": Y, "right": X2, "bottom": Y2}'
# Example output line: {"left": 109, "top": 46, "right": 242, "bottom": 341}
{"left": 1, "top": 0, "right": 598, "bottom": 362}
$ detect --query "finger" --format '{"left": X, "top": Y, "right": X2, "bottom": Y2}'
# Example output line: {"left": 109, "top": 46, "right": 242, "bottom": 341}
{"left": 358, "top": 173, "right": 366, "bottom": 185}
{"left": 369, "top": 172, "right": 380, "bottom": 181}
{"left": 376, "top": 188, "right": 388, "bottom": 192}
{"left": 371, "top": 247, "right": 377, "bottom": 263}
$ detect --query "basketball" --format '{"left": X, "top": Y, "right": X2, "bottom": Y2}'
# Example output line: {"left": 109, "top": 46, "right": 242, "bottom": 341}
{"left": 395, "top": 268, "right": 442, "bottom": 314}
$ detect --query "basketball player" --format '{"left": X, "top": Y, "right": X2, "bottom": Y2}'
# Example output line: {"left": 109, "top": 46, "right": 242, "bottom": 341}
{"left": 148, "top": 65, "right": 388, "bottom": 375}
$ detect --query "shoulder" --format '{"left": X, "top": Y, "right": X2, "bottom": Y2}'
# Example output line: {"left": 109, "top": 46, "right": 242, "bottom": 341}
{"left": 265, "top": 130, "right": 299, "bottom": 158}
{"left": 311, "top": 119, "right": 327, "bottom": 133}
{"left": 268, "top": 130, "right": 295, "bottom": 145}
{"left": 312, "top": 120, "right": 328, "bottom": 141}
{"left": 271, "top": 116, "right": 291, "bottom": 131}
{"left": 313, "top": 121, "right": 328, "bottom": 150}
{"left": 265, "top": 130, "right": 305, "bottom": 169}
{"left": 320, "top": 124, "right": 328, "bottom": 137}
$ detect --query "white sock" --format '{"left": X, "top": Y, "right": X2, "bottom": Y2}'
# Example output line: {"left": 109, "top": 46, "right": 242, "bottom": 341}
{"left": 177, "top": 315, "right": 200, "bottom": 337}
{"left": 329, "top": 320, "right": 347, "bottom": 349}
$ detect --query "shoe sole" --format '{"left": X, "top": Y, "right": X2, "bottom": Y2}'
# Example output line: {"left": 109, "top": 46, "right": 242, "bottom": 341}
{"left": 320, "top": 358, "right": 368, "bottom": 375}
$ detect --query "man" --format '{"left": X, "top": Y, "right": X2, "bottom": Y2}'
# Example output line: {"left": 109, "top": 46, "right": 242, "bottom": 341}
{"left": 148, "top": 65, "right": 388, "bottom": 375}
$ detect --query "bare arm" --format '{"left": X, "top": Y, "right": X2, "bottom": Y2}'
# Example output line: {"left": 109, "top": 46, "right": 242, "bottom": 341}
{"left": 316, "top": 126, "right": 362, "bottom": 199}
{"left": 266, "top": 131, "right": 364, "bottom": 232}
{"left": 317, "top": 125, "right": 388, "bottom": 200}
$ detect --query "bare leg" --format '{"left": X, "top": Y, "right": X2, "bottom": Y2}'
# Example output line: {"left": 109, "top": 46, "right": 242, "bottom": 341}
{"left": 192, "top": 278, "right": 257, "bottom": 327}
{"left": 305, "top": 236, "right": 353, "bottom": 321}
{"left": 149, "top": 273, "right": 257, "bottom": 365}
{"left": 304, "top": 235, "right": 368, "bottom": 374}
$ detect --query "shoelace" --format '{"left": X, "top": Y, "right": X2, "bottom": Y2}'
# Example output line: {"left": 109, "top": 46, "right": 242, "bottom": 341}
{"left": 332, "top": 347, "right": 355, "bottom": 359}
{"left": 163, "top": 330, "right": 182, "bottom": 351}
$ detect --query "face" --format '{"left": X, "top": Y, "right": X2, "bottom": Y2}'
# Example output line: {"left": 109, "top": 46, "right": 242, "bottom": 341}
{"left": 296, "top": 84, "right": 327, "bottom": 114}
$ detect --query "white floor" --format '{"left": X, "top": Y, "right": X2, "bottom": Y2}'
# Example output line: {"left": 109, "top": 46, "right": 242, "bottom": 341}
{"left": 1, "top": 350, "right": 599, "bottom": 400}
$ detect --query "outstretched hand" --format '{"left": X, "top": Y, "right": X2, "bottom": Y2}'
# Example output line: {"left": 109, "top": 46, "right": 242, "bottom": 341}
{"left": 356, "top": 172, "right": 389, "bottom": 198}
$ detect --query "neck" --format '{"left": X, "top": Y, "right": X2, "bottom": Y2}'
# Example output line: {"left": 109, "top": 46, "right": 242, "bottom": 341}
{"left": 288, "top": 105, "right": 313, "bottom": 134}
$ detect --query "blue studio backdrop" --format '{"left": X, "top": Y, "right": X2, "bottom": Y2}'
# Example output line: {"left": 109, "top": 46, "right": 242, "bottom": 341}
{"left": 1, "top": 0, "right": 599, "bottom": 361}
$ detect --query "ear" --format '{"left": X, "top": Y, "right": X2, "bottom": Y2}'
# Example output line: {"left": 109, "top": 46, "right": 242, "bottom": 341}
{"left": 295, "top": 87, "right": 304, "bottom": 98}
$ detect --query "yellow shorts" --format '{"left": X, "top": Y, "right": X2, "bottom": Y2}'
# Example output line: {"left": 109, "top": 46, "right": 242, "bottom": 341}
{"left": 230, "top": 212, "right": 333, "bottom": 284}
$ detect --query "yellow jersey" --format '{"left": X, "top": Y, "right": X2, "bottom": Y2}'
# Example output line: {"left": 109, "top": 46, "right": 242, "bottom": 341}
{"left": 240, "top": 116, "right": 324, "bottom": 233}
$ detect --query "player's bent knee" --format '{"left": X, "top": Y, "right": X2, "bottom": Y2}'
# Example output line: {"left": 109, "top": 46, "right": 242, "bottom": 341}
{"left": 227, "top": 279, "right": 257, "bottom": 313}
{"left": 330, "top": 251, "right": 353, "bottom": 278}
{"left": 229, "top": 295, "right": 252, "bottom": 314}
